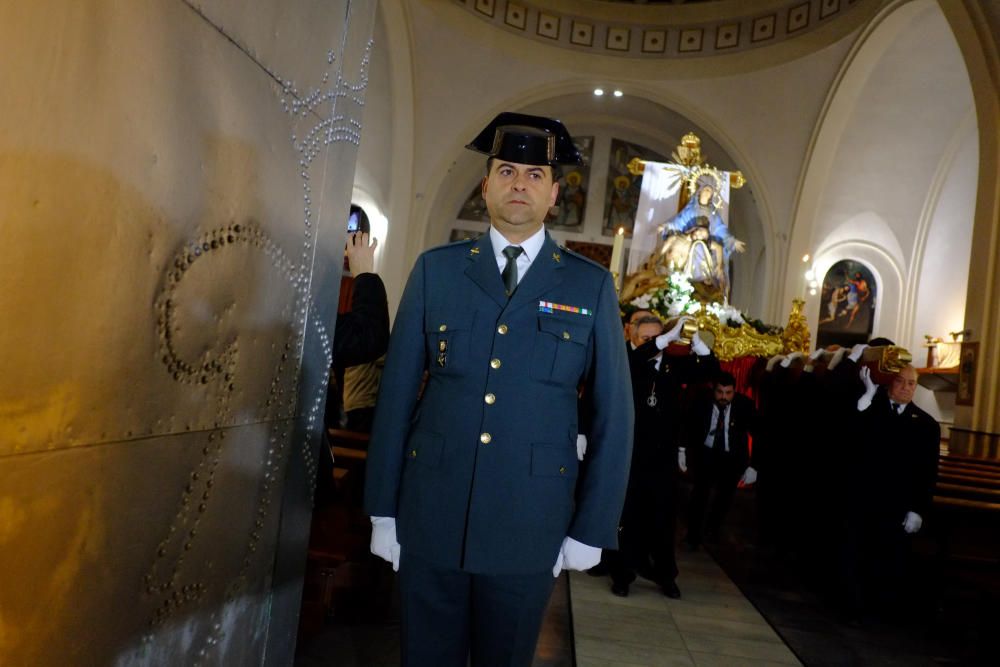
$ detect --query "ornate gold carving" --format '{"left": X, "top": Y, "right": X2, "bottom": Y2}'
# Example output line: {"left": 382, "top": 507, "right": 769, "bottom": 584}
{"left": 781, "top": 298, "right": 810, "bottom": 354}
{"left": 672, "top": 132, "right": 705, "bottom": 167}
{"left": 626, "top": 131, "right": 744, "bottom": 195}
{"left": 694, "top": 313, "right": 784, "bottom": 362}
{"left": 627, "top": 156, "right": 646, "bottom": 177}
{"left": 866, "top": 345, "right": 912, "bottom": 374}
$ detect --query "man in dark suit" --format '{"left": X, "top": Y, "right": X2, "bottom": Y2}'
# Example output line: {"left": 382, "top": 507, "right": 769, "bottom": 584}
{"left": 604, "top": 314, "right": 717, "bottom": 598}
{"left": 842, "top": 363, "right": 939, "bottom": 618}
{"left": 684, "top": 371, "right": 758, "bottom": 548}
{"left": 363, "top": 112, "right": 633, "bottom": 666}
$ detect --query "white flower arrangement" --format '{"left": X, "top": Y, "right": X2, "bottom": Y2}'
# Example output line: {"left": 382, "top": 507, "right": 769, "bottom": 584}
{"left": 626, "top": 273, "right": 747, "bottom": 326}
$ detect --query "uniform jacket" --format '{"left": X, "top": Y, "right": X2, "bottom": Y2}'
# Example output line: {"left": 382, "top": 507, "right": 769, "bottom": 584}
{"left": 364, "top": 231, "right": 634, "bottom": 575}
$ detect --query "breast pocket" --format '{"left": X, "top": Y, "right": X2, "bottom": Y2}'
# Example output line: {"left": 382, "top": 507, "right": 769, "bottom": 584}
{"left": 530, "top": 314, "right": 591, "bottom": 386}
{"left": 425, "top": 310, "right": 475, "bottom": 376}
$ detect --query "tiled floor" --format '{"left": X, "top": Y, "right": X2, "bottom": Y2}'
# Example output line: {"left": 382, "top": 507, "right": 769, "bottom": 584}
{"left": 570, "top": 549, "right": 802, "bottom": 667}
{"left": 294, "top": 549, "right": 805, "bottom": 666}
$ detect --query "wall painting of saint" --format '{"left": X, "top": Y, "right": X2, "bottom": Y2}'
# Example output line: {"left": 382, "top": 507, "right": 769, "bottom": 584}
{"left": 603, "top": 138, "right": 667, "bottom": 237}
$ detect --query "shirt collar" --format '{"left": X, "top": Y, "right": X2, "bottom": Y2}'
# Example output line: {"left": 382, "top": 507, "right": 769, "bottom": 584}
{"left": 490, "top": 225, "right": 546, "bottom": 263}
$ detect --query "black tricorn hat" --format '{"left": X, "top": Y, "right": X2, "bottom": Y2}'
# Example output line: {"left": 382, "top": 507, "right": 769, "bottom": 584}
{"left": 466, "top": 112, "right": 583, "bottom": 166}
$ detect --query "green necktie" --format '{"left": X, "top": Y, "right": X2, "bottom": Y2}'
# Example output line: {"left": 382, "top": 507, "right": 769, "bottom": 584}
{"left": 502, "top": 245, "right": 524, "bottom": 297}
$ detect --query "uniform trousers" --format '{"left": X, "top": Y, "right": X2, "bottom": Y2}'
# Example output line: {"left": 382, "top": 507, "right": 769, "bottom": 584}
{"left": 398, "top": 552, "right": 557, "bottom": 667}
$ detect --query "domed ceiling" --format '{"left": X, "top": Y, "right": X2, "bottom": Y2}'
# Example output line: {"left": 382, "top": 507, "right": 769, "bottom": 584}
{"left": 454, "top": 0, "right": 870, "bottom": 60}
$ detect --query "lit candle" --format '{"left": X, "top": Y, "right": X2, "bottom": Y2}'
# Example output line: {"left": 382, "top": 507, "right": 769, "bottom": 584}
{"left": 610, "top": 226, "right": 625, "bottom": 290}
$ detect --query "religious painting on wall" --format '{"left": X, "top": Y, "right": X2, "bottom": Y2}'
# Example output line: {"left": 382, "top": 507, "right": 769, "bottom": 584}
{"left": 456, "top": 136, "right": 594, "bottom": 230}
{"left": 548, "top": 136, "right": 593, "bottom": 232}
{"left": 563, "top": 240, "right": 612, "bottom": 268}
{"left": 816, "top": 260, "right": 877, "bottom": 348}
{"left": 449, "top": 228, "right": 484, "bottom": 243}
{"left": 956, "top": 341, "right": 978, "bottom": 406}
{"left": 603, "top": 138, "right": 668, "bottom": 237}
{"left": 457, "top": 184, "right": 490, "bottom": 222}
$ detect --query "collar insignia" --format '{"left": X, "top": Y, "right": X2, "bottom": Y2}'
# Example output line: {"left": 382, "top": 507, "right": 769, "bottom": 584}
{"left": 552, "top": 252, "right": 561, "bottom": 262}
{"left": 470, "top": 247, "right": 480, "bottom": 255}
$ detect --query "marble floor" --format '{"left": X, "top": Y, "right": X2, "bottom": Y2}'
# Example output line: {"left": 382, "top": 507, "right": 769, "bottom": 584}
{"left": 570, "top": 550, "right": 802, "bottom": 667}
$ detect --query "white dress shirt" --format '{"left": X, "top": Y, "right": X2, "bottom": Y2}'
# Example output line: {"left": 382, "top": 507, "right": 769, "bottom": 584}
{"left": 704, "top": 402, "right": 731, "bottom": 452}
{"left": 490, "top": 225, "right": 545, "bottom": 286}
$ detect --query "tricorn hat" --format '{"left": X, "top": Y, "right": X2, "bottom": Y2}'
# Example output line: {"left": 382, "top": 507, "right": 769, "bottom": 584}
{"left": 466, "top": 112, "right": 583, "bottom": 166}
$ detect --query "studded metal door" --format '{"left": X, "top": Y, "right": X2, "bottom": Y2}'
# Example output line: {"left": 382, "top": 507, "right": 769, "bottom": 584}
{"left": 0, "top": 1, "right": 375, "bottom": 664}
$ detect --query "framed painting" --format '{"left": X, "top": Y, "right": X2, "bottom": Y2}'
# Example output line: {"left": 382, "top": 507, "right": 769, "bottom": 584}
{"left": 816, "top": 260, "right": 877, "bottom": 349}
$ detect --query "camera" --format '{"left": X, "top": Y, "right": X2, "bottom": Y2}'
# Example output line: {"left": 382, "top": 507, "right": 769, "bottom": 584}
{"left": 348, "top": 204, "right": 370, "bottom": 234}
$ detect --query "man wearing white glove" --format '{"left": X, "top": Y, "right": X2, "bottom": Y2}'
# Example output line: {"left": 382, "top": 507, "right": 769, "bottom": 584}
{"left": 842, "top": 363, "right": 940, "bottom": 618}
{"left": 600, "top": 313, "right": 717, "bottom": 599}
{"left": 684, "top": 371, "right": 758, "bottom": 549}
{"left": 363, "top": 113, "right": 634, "bottom": 667}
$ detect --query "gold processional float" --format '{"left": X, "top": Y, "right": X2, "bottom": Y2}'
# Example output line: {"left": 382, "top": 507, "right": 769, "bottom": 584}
{"left": 613, "top": 132, "right": 910, "bottom": 375}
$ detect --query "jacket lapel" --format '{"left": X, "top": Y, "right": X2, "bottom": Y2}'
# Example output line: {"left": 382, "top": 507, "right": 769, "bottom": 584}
{"left": 464, "top": 233, "right": 508, "bottom": 308}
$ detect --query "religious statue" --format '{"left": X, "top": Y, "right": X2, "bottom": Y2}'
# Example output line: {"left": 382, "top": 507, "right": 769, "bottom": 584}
{"left": 620, "top": 182, "right": 746, "bottom": 304}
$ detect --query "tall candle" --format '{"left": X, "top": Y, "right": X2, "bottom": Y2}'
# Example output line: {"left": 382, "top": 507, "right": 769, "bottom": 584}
{"left": 610, "top": 226, "right": 625, "bottom": 290}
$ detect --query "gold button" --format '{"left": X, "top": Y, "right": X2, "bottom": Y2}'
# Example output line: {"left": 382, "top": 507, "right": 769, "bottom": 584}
{"left": 484, "top": 393, "right": 496, "bottom": 405}
{"left": 559, "top": 465, "right": 567, "bottom": 474}
{"left": 490, "top": 358, "right": 501, "bottom": 369}
{"left": 479, "top": 432, "right": 492, "bottom": 444}
{"left": 409, "top": 449, "right": 417, "bottom": 458}
{"left": 438, "top": 324, "right": 447, "bottom": 332}
{"left": 562, "top": 331, "right": 570, "bottom": 340}
{"left": 497, "top": 324, "right": 508, "bottom": 335}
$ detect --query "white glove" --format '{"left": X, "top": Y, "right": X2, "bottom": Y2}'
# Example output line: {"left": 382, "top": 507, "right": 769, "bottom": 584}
{"left": 827, "top": 348, "right": 847, "bottom": 370}
{"left": 766, "top": 354, "right": 785, "bottom": 371}
{"left": 740, "top": 466, "right": 758, "bottom": 485}
{"left": 678, "top": 448, "right": 688, "bottom": 473}
{"left": 370, "top": 516, "right": 401, "bottom": 571}
{"left": 856, "top": 366, "right": 878, "bottom": 411}
{"left": 576, "top": 434, "right": 587, "bottom": 462}
{"left": 552, "top": 536, "right": 602, "bottom": 577}
{"left": 655, "top": 317, "right": 688, "bottom": 349}
{"left": 780, "top": 351, "right": 804, "bottom": 368}
{"left": 809, "top": 348, "right": 826, "bottom": 361}
{"left": 902, "top": 511, "right": 922, "bottom": 534}
{"left": 691, "top": 331, "right": 711, "bottom": 356}
{"left": 848, "top": 343, "right": 869, "bottom": 363}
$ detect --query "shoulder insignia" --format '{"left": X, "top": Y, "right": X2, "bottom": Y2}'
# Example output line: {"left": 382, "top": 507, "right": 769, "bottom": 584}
{"left": 470, "top": 247, "right": 480, "bottom": 255}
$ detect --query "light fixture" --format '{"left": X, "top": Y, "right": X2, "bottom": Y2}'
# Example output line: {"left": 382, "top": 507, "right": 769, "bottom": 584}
{"left": 804, "top": 269, "right": 815, "bottom": 281}
{"left": 802, "top": 254, "right": 810, "bottom": 263}
{"left": 613, "top": 90, "right": 623, "bottom": 97}
{"left": 809, "top": 288, "right": 817, "bottom": 296}
{"left": 593, "top": 88, "right": 604, "bottom": 96}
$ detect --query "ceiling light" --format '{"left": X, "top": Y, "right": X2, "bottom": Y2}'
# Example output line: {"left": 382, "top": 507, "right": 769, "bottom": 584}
{"left": 802, "top": 254, "right": 810, "bottom": 263}
{"left": 593, "top": 88, "right": 604, "bottom": 96}
{"left": 809, "top": 288, "right": 817, "bottom": 296}
{"left": 613, "top": 90, "right": 623, "bottom": 97}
